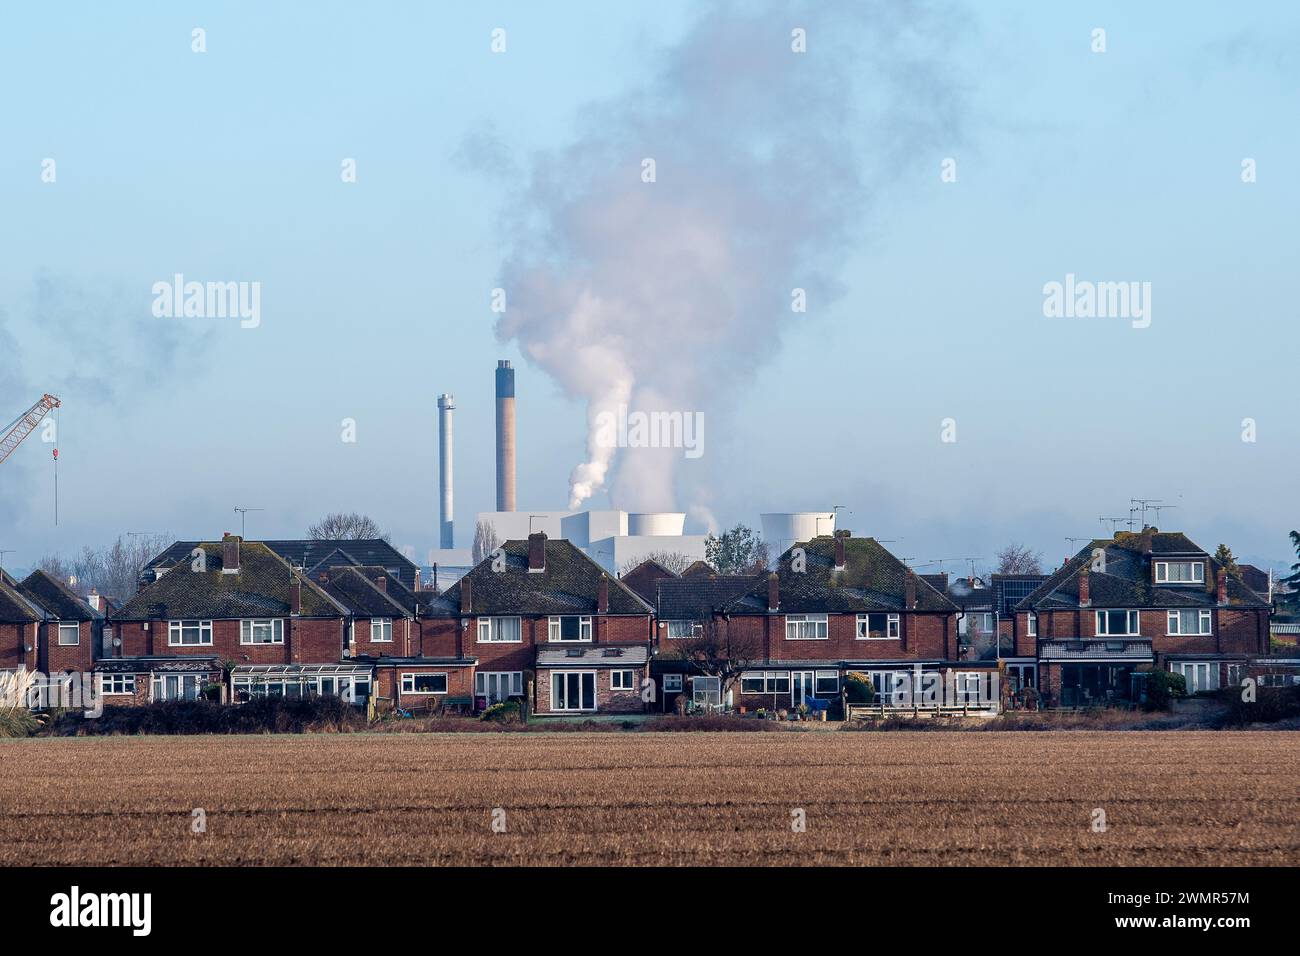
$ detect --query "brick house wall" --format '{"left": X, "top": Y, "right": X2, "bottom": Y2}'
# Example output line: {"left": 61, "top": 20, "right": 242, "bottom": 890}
{"left": 703, "top": 612, "right": 955, "bottom": 663}
{"left": 466, "top": 613, "right": 651, "bottom": 674}
{"left": 535, "top": 665, "right": 647, "bottom": 714}
{"left": 373, "top": 664, "right": 474, "bottom": 712}
{"left": 39, "top": 620, "right": 95, "bottom": 674}
{"left": 0, "top": 622, "right": 33, "bottom": 670}
{"left": 116, "top": 617, "right": 343, "bottom": 663}
{"left": 349, "top": 615, "right": 416, "bottom": 658}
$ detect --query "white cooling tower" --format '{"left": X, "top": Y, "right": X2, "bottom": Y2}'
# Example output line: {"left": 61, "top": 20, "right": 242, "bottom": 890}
{"left": 760, "top": 512, "right": 835, "bottom": 556}
{"left": 627, "top": 512, "right": 686, "bottom": 536}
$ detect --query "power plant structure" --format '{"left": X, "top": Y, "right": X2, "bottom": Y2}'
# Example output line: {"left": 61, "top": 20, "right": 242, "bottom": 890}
{"left": 495, "top": 359, "right": 516, "bottom": 512}
{"left": 437, "top": 393, "right": 455, "bottom": 549}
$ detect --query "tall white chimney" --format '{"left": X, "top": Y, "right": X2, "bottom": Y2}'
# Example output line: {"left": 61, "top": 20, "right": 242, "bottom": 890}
{"left": 437, "top": 394, "right": 455, "bottom": 549}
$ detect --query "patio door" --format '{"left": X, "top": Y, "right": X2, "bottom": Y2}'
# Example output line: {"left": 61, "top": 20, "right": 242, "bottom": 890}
{"left": 552, "top": 671, "right": 596, "bottom": 712}
{"left": 791, "top": 671, "right": 815, "bottom": 707}
{"left": 1172, "top": 662, "right": 1218, "bottom": 694}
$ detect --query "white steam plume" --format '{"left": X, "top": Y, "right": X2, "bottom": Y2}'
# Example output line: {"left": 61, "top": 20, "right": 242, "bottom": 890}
{"left": 495, "top": 0, "right": 963, "bottom": 512}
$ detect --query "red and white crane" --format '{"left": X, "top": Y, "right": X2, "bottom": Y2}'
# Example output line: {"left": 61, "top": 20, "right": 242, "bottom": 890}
{"left": 0, "top": 393, "right": 61, "bottom": 466}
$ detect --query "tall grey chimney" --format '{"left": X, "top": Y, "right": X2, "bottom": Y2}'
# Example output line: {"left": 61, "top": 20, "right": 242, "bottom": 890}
{"left": 437, "top": 394, "right": 455, "bottom": 548}
{"left": 495, "top": 360, "right": 516, "bottom": 511}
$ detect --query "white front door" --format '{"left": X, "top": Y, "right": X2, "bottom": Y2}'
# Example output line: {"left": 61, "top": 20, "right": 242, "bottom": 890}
{"left": 791, "top": 671, "right": 815, "bottom": 707}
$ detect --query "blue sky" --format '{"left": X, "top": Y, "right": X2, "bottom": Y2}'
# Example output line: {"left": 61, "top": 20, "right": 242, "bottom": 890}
{"left": 1, "top": 1, "right": 1296, "bottom": 575}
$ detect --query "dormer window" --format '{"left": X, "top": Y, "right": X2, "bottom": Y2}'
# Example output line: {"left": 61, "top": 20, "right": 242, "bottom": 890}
{"left": 1154, "top": 561, "right": 1204, "bottom": 584}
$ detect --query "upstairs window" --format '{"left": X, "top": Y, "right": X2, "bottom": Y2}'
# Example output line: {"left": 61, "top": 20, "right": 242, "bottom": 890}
{"left": 240, "top": 619, "right": 284, "bottom": 645}
{"left": 1155, "top": 561, "right": 1204, "bottom": 584}
{"left": 370, "top": 618, "right": 393, "bottom": 642}
{"left": 57, "top": 622, "right": 80, "bottom": 646}
{"left": 168, "top": 620, "right": 213, "bottom": 646}
{"left": 856, "top": 613, "right": 900, "bottom": 640}
{"left": 1026, "top": 612, "right": 1037, "bottom": 637}
{"left": 1167, "top": 609, "right": 1212, "bottom": 636}
{"left": 785, "top": 614, "right": 828, "bottom": 640}
{"left": 477, "top": 617, "right": 522, "bottom": 643}
{"left": 1095, "top": 610, "right": 1139, "bottom": 637}
{"left": 548, "top": 616, "right": 592, "bottom": 642}
{"left": 665, "top": 620, "right": 699, "bottom": 639}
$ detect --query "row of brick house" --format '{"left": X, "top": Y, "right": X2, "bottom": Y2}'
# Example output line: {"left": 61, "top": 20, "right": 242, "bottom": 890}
{"left": 0, "top": 528, "right": 1295, "bottom": 715}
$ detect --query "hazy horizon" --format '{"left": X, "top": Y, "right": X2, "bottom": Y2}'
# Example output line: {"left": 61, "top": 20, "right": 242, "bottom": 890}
{"left": 2, "top": 1, "right": 1297, "bottom": 574}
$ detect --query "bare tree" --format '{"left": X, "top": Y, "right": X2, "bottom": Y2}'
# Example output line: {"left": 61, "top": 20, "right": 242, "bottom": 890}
{"left": 307, "top": 512, "right": 388, "bottom": 541}
{"left": 995, "top": 543, "right": 1042, "bottom": 575}
{"left": 619, "top": 550, "right": 694, "bottom": 576}
{"left": 472, "top": 520, "right": 500, "bottom": 564}
{"left": 35, "top": 533, "right": 172, "bottom": 600}
{"left": 665, "top": 617, "right": 762, "bottom": 702}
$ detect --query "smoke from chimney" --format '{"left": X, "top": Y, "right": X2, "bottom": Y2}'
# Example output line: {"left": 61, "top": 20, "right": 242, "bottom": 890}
{"left": 492, "top": 1, "right": 963, "bottom": 511}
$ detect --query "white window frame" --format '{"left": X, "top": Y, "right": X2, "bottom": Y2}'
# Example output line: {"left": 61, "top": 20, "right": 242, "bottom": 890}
{"left": 1169, "top": 661, "right": 1219, "bottom": 694}
{"left": 98, "top": 674, "right": 135, "bottom": 695}
{"left": 1154, "top": 560, "right": 1205, "bottom": 584}
{"left": 691, "top": 675, "right": 721, "bottom": 707}
{"left": 610, "top": 669, "right": 636, "bottom": 691}
{"left": 665, "top": 620, "right": 699, "bottom": 639}
{"left": 56, "top": 622, "right": 80, "bottom": 646}
{"left": 1095, "top": 609, "right": 1140, "bottom": 637}
{"left": 1026, "top": 612, "right": 1037, "bottom": 637}
{"left": 370, "top": 618, "right": 393, "bottom": 643}
{"left": 740, "top": 671, "right": 792, "bottom": 694}
{"left": 662, "top": 673, "right": 683, "bottom": 693}
{"left": 475, "top": 671, "right": 524, "bottom": 698}
{"left": 551, "top": 670, "right": 597, "bottom": 712}
{"left": 1167, "top": 609, "right": 1212, "bottom": 636}
{"left": 476, "top": 616, "right": 522, "bottom": 643}
{"left": 785, "top": 614, "right": 828, "bottom": 640}
{"left": 548, "top": 615, "right": 593, "bottom": 643}
{"left": 856, "top": 613, "right": 900, "bottom": 640}
{"left": 401, "top": 672, "right": 448, "bottom": 695}
{"left": 814, "top": 670, "right": 840, "bottom": 695}
{"left": 240, "top": 619, "right": 284, "bottom": 645}
{"left": 168, "top": 619, "right": 213, "bottom": 647}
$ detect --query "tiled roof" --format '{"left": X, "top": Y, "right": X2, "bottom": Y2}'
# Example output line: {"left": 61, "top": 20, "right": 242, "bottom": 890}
{"left": 321, "top": 566, "right": 413, "bottom": 618}
{"left": 656, "top": 574, "right": 762, "bottom": 620}
{"left": 536, "top": 645, "right": 649, "bottom": 667}
{"left": 0, "top": 575, "right": 41, "bottom": 623}
{"left": 725, "top": 537, "right": 957, "bottom": 615}
{"left": 147, "top": 539, "right": 420, "bottom": 590}
{"left": 1015, "top": 533, "right": 1269, "bottom": 611}
{"left": 113, "top": 542, "right": 345, "bottom": 621}
{"left": 619, "top": 560, "right": 678, "bottom": 604}
{"left": 20, "top": 570, "right": 96, "bottom": 621}
{"left": 441, "top": 538, "right": 652, "bottom": 616}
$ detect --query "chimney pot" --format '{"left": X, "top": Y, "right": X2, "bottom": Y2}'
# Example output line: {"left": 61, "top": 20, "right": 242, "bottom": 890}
{"left": 1078, "top": 566, "right": 1090, "bottom": 607}
{"left": 767, "top": 572, "right": 780, "bottom": 612}
{"left": 598, "top": 575, "right": 610, "bottom": 614}
{"left": 460, "top": 577, "right": 472, "bottom": 615}
{"left": 528, "top": 532, "right": 546, "bottom": 572}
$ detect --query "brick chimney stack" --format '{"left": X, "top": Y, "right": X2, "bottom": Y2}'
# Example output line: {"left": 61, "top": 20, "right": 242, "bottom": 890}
{"left": 222, "top": 534, "right": 240, "bottom": 574}
{"left": 905, "top": 570, "right": 918, "bottom": 610}
{"left": 1078, "top": 566, "right": 1090, "bottom": 607}
{"left": 290, "top": 576, "right": 301, "bottom": 615}
{"left": 1216, "top": 567, "right": 1228, "bottom": 606}
{"left": 767, "top": 572, "right": 780, "bottom": 612}
{"left": 528, "top": 532, "right": 546, "bottom": 573}
{"left": 374, "top": 574, "right": 387, "bottom": 593}
{"left": 598, "top": 576, "right": 610, "bottom": 613}
{"left": 834, "top": 535, "right": 846, "bottom": 570}
{"left": 460, "top": 577, "right": 472, "bottom": 615}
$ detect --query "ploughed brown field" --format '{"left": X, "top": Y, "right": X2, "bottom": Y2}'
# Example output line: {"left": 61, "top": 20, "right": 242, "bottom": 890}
{"left": 1, "top": 731, "right": 1296, "bottom": 866}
